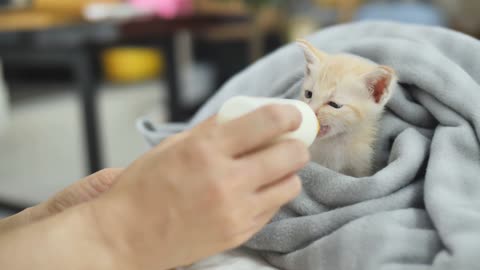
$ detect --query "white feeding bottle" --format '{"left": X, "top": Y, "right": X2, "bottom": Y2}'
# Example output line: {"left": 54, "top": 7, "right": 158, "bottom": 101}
{"left": 217, "top": 96, "right": 319, "bottom": 147}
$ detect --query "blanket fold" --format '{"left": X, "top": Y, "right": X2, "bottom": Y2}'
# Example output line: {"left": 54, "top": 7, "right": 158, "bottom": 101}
{"left": 138, "top": 21, "right": 480, "bottom": 270}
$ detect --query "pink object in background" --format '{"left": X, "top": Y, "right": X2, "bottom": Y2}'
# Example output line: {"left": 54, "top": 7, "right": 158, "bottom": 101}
{"left": 130, "top": 0, "right": 193, "bottom": 18}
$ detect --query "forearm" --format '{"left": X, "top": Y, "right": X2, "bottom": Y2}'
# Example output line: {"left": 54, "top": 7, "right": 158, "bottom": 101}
{"left": 0, "top": 169, "right": 176, "bottom": 270}
{"left": 89, "top": 191, "right": 177, "bottom": 270}
{"left": 0, "top": 203, "right": 123, "bottom": 270}
{"left": 0, "top": 208, "right": 32, "bottom": 232}
{"left": 0, "top": 168, "right": 124, "bottom": 233}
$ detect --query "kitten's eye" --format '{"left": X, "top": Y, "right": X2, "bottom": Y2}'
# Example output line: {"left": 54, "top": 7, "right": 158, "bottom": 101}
{"left": 328, "top": 101, "right": 343, "bottom": 109}
{"left": 305, "top": 90, "right": 313, "bottom": 99}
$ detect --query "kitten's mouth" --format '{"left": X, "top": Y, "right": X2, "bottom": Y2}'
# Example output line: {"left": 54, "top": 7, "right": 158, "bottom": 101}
{"left": 317, "top": 124, "right": 331, "bottom": 138}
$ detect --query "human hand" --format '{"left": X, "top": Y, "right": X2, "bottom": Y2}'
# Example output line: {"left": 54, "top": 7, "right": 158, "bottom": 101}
{"left": 92, "top": 105, "right": 310, "bottom": 270}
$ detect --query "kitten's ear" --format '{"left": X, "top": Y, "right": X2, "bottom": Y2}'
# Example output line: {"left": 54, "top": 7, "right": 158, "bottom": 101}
{"left": 296, "top": 39, "right": 327, "bottom": 74}
{"left": 364, "top": 66, "right": 396, "bottom": 105}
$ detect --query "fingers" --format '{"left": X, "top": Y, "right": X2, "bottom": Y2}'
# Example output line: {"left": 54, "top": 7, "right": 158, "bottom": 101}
{"left": 238, "top": 140, "right": 309, "bottom": 189}
{"left": 228, "top": 207, "right": 281, "bottom": 248}
{"left": 253, "top": 207, "right": 280, "bottom": 229}
{"left": 254, "top": 175, "right": 302, "bottom": 215}
{"left": 229, "top": 175, "right": 301, "bottom": 248}
{"left": 218, "top": 175, "right": 300, "bottom": 249}
{"left": 217, "top": 105, "right": 302, "bottom": 157}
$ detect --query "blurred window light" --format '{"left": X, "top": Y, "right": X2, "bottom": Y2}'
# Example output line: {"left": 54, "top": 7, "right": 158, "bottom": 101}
{"left": 354, "top": 2, "right": 447, "bottom": 26}
{"left": 84, "top": 3, "right": 153, "bottom": 22}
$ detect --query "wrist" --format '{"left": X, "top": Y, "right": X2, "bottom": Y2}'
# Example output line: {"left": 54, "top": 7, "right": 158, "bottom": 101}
{"left": 80, "top": 199, "right": 137, "bottom": 270}
{"left": 59, "top": 203, "right": 127, "bottom": 270}
{"left": 0, "top": 202, "right": 125, "bottom": 270}
{"left": 0, "top": 203, "right": 53, "bottom": 233}
{"left": 88, "top": 192, "right": 175, "bottom": 270}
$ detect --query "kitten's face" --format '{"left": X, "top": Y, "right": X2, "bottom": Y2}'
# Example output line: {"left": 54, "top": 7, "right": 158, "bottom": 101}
{"left": 297, "top": 40, "right": 396, "bottom": 140}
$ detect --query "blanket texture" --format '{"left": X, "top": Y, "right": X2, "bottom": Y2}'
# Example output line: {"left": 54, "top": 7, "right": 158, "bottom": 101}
{"left": 138, "top": 21, "right": 480, "bottom": 270}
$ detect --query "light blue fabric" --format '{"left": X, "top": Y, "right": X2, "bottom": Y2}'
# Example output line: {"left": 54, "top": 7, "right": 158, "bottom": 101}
{"left": 138, "top": 21, "right": 480, "bottom": 270}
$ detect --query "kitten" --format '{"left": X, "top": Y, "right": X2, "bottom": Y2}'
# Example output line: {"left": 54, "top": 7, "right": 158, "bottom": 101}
{"left": 177, "top": 40, "right": 397, "bottom": 270}
{"left": 297, "top": 39, "right": 396, "bottom": 177}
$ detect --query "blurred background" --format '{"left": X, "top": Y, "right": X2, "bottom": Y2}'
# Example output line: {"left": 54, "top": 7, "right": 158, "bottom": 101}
{"left": 0, "top": 0, "right": 478, "bottom": 215}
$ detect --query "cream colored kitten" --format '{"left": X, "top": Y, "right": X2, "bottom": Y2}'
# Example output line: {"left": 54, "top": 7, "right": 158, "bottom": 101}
{"left": 178, "top": 41, "right": 397, "bottom": 270}
{"left": 298, "top": 39, "right": 396, "bottom": 177}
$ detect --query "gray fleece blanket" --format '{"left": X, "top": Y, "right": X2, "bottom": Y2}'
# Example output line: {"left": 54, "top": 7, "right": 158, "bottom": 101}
{"left": 138, "top": 21, "right": 480, "bottom": 270}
